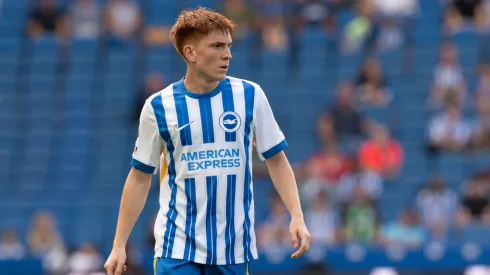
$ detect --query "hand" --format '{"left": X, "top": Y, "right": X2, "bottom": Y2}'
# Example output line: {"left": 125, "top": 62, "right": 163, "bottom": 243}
{"left": 104, "top": 246, "right": 127, "bottom": 275}
{"left": 289, "top": 217, "right": 311, "bottom": 259}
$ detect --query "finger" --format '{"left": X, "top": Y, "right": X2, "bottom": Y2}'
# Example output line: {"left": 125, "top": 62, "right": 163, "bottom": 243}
{"left": 290, "top": 228, "right": 298, "bottom": 249}
{"left": 300, "top": 231, "right": 311, "bottom": 251}
{"left": 291, "top": 232, "right": 310, "bottom": 259}
{"left": 104, "top": 262, "right": 115, "bottom": 275}
{"left": 115, "top": 261, "right": 125, "bottom": 275}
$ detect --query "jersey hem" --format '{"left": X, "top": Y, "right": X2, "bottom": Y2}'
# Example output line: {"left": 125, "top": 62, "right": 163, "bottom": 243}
{"left": 131, "top": 158, "right": 155, "bottom": 174}
{"left": 262, "top": 139, "right": 288, "bottom": 159}
{"left": 153, "top": 254, "right": 259, "bottom": 266}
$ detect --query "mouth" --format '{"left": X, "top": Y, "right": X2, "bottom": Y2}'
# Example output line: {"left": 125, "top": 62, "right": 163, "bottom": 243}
{"left": 219, "top": 65, "right": 228, "bottom": 70}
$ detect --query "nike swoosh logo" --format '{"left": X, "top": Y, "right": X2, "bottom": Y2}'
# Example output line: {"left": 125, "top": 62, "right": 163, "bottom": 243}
{"left": 175, "top": 121, "right": 195, "bottom": 132}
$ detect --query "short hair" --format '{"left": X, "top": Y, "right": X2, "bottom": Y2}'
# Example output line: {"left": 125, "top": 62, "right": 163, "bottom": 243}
{"left": 169, "top": 7, "right": 235, "bottom": 59}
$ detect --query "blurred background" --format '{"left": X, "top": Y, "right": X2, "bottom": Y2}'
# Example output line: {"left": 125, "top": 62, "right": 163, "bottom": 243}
{"left": 2, "top": 0, "right": 490, "bottom": 274}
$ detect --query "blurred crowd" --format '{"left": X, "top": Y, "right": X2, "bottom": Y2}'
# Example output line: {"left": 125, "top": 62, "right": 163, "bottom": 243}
{"left": 4, "top": 0, "right": 490, "bottom": 274}
{"left": 0, "top": 210, "right": 144, "bottom": 275}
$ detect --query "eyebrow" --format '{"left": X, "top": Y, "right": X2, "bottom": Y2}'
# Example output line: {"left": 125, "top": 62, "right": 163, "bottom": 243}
{"left": 211, "top": 41, "right": 232, "bottom": 46}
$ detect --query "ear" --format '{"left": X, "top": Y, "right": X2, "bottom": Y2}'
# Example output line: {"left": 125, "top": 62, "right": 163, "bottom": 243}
{"left": 183, "top": 44, "right": 196, "bottom": 63}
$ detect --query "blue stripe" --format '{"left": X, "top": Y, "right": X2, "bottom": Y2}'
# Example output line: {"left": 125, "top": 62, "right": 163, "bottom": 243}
{"left": 198, "top": 98, "right": 215, "bottom": 144}
{"left": 225, "top": 174, "right": 237, "bottom": 264}
{"left": 173, "top": 86, "right": 192, "bottom": 146}
{"left": 205, "top": 176, "right": 218, "bottom": 264}
{"left": 130, "top": 158, "right": 155, "bottom": 174}
{"left": 151, "top": 95, "right": 178, "bottom": 259}
{"left": 221, "top": 78, "right": 236, "bottom": 142}
{"left": 211, "top": 176, "right": 218, "bottom": 265}
{"left": 183, "top": 178, "right": 197, "bottom": 261}
{"left": 242, "top": 81, "right": 255, "bottom": 262}
{"left": 262, "top": 139, "right": 288, "bottom": 159}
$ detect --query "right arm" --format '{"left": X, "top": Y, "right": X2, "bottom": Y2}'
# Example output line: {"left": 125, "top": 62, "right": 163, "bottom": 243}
{"left": 112, "top": 168, "right": 152, "bottom": 249}
{"left": 105, "top": 99, "right": 163, "bottom": 275}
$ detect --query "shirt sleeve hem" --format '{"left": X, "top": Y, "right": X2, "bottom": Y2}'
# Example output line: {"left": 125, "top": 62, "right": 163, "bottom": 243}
{"left": 261, "top": 139, "right": 288, "bottom": 160}
{"left": 131, "top": 158, "right": 156, "bottom": 174}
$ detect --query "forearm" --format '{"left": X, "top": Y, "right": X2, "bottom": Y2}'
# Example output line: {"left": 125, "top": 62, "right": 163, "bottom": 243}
{"left": 113, "top": 168, "right": 152, "bottom": 247}
{"left": 266, "top": 152, "right": 304, "bottom": 219}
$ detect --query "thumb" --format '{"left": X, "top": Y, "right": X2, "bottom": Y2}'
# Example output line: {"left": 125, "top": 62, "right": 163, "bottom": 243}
{"left": 290, "top": 228, "right": 298, "bottom": 249}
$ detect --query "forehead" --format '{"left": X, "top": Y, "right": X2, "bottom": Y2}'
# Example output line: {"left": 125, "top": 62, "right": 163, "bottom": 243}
{"left": 199, "top": 31, "right": 232, "bottom": 44}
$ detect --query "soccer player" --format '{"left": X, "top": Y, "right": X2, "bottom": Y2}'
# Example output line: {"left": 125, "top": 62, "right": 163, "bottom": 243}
{"left": 104, "top": 7, "right": 311, "bottom": 275}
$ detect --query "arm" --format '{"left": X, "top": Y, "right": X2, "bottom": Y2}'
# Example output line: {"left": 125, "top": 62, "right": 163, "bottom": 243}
{"left": 105, "top": 100, "right": 162, "bottom": 275}
{"left": 112, "top": 167, "right": 152, "bottom": 248}
{"left": 251, "top": 83, "right": 310, "bottom": 258}
{"left": 266, "top": 151, "right": 303, "bottom": 219}
{"left": 266, "top": 151, "right": 311, "bottom": 259}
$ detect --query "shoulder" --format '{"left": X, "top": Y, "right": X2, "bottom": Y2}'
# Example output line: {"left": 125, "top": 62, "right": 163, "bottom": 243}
{"left": 227, "top": 76, "right": 263, "bottom": 93}
{"left": 143, "top": 83, "right": 175, "bottom": 113}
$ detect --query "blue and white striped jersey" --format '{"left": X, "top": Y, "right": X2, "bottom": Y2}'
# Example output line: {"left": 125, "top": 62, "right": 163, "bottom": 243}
{"left": 131, "top": 76, "right": 287, "bottom": 265}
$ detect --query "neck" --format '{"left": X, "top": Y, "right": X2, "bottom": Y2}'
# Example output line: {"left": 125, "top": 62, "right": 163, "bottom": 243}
{"left": 184, "top": 69, "right": 220, "bottom": 94}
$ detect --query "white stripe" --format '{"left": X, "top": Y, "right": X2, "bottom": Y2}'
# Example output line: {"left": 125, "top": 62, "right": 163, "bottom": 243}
{"left": 215, "top": 174, "right": 228, "bottom": 263}
{"left": 193, "top": 173, "right": 208, "bottom": 262}
{"left": 170, "top": 182, "right": 188, "bottom": 259}
{"left": 184, "top": 97, "right": 202, "bottom": 145}
{"left": 230, "top": 78, "right": 247, "bottom": 263}
{"left": 210, "top": 92, "right": 225, "bottom": 144}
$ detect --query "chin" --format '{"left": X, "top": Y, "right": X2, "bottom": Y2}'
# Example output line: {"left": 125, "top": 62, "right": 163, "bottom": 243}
{"left": 214, "top": 73, "right": 227, "bottom": 81}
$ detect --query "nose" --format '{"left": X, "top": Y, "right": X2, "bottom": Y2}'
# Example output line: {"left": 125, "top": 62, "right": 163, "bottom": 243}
{"left": 223, "top": 47, "right": 232, "bottom": 60}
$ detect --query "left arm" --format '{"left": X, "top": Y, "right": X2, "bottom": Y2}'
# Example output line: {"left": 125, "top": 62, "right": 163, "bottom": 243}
{"left": 266, "top": 151, "right": 303, "bottom": 219}
{"left": 251, "top": 82, "right": 311, "bottom": 258}
{"left": 266, "top": 151, "right": 311, "bottom": 259}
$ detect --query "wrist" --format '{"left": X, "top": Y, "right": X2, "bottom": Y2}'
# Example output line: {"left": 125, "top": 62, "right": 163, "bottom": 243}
{"left": 113, "top": 241, "right": 126, "bottom": 249}
{"left": 290, "top": 212, "right": 304, "bottom": 220}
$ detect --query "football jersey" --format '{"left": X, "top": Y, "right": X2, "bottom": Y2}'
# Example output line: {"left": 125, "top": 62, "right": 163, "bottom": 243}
{"left": 131, "top": 76, "right": 287, "bottom": 265}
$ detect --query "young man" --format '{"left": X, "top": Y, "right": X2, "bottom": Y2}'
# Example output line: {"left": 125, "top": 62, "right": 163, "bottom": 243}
{"left": 104, "top": 7, "right": 311, "bottom": 275}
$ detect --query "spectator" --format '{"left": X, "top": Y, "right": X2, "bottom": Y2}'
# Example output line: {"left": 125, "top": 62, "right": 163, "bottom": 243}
{"left": 444, "top": 3, "right": 468, "bottom": 35}
{"left": 342, "top": 0, "right": 376, "bottom": 53}
{"left": 359, "top": 123, "right": 404, "bottom": 179}
{"left": 475, "top": 3, "right": 490, "bottom": 33}
{"left": 322, "top": 82, "right": 366, "bottom": 151}
{"left": 133, "top": 72, "right": 165, "bottom": 123}
{"left": 470, "top": 93, "right": 490, "bottom": 150}
{"left": 69, "top": 0, "right": 102, "bottom": 39}
{"left": 257, "top": 194, "right": 290, "bottom": 262}
{"left": 0, "top": 228, "right": 26, "bottom": 260}
{"left": 301, "top": 141, "right": 350, "bottom": 192}
{"left": 452, "top": 0, "right": 482, "bottom": 20}
{"left": 455, "top": 176, "right": 490, "bottom": 226}
{"left": 67, "top": 242, "right": 103, "bottom": 274}
{"left": 222, "top": 0, "right": 254, "bottom": 41}
{"left": 374, "top": 0, "right": 418, "bottom": 18}
{"left": 26, "top": 0, "right": 68, "bottom": 39}
{"left": 104, "top": 0, "right": 142, "bottom": 42}
{"left": 429, "top": 43, "right": 466, "bottom": 109}
{"left": 257, "top": 0, "right": 288, "bottom": 51}
{"left": 28, "top": 211, "right": 68, "bottom": 275}
{"left": 376, "top": 16, "right": 405, "bottom": 52}
{"left": 340, "top": 184, "right": 381, "bottom": 243}
{"left": 476, "top": 63, "right": 490, "bottom": 94}
{"left": 337, "top": 158, "right": 383, "bottom": 202}
{"left": 415, "top": 176, "right": 458, "bottom": 232}
{"left": 381, "top": 209, "right": 427, "bottom": 249}
{"left": 428, "top": 102, "right": 471, "bottom": 153}
{"left": 305, "top": 191, "right": 339, "bottom": 247}
{"left": 257, "top": 194, "right": 290, "bottom": 248}
{"left": 293, "top": 0, "right": 335, "bottom": 32}
{"left": 355, "top": 57, "right": 393, "bottom": 107}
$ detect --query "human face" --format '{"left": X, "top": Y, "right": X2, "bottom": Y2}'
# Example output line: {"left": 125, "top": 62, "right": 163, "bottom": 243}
{"left": 191, "top": 31, "right": 232, "bottom": 81}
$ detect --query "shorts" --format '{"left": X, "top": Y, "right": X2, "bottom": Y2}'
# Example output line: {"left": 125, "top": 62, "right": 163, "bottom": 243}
{"left": 154, "top": 258, "right": 252, "bottom": 275}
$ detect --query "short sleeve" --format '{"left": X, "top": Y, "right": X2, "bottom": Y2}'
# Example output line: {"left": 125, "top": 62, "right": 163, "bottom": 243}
{"left": 253, "top": 86, "right": 287, "bottom": 161}
{"left": 131, "top": 101, "right": 163, "bottom": 174}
